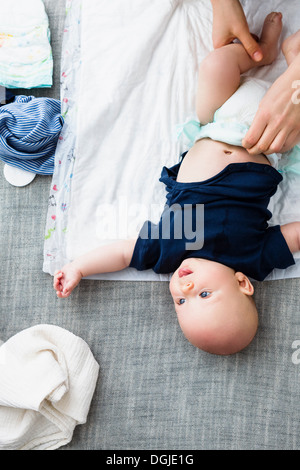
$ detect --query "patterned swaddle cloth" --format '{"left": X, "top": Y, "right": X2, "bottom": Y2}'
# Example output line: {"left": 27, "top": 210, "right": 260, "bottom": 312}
{"left": 0, "top": 0, "right": 53, "bottom": 89}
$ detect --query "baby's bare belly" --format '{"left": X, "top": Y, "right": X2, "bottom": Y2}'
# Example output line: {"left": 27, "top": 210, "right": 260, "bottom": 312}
{"left": 177, "top": 138, "right": 270, "bottom": 183}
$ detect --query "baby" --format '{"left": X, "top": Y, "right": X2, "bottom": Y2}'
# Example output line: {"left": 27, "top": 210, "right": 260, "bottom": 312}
{"left": 54, "top": 12, "right": 300, "bottom": 355}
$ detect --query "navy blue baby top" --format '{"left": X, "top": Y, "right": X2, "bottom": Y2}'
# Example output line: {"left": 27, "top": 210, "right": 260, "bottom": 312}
{"left": 129, "top": 159, "right": 295, "bottom": 281}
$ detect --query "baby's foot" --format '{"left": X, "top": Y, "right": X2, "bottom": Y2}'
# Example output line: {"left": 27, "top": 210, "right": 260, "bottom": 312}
{"left": 258, "top": 12, "right": 283, "bottom": 65}
{"left": 282, "top": 29, "right": 300, "bottom": 65}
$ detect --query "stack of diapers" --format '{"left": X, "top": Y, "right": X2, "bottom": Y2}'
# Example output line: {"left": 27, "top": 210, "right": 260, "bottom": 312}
{"left": 0, "top": 0, "right": 53, "bottom": 89}
{"left": 0, "top": 325, "right": 99, "bottom": 450}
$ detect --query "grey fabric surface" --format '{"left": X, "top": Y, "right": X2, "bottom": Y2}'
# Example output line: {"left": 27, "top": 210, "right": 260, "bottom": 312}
{"left": 1, "top": 0, "right": 300, "bottom": 451}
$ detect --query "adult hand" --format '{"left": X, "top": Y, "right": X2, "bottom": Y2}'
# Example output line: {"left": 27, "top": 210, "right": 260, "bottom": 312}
{"left": 242, "top": 59, "right": 300, "bottom": 154}
{"left": 211, "top": 0, "right": 263, "bottom": 62}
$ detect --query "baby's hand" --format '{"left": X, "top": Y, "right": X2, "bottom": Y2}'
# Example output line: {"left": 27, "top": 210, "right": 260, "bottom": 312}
{"left": 53, "top": 264, "right": 83, "bottom": 298}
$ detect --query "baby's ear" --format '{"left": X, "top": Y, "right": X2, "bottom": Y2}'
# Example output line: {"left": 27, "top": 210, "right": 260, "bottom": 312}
{"left": 235, "top": 272, "right": 254, "bottom": 296}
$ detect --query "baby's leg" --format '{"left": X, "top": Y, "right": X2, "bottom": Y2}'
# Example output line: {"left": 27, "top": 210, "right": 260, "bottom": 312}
{"left": 196, "top": 12, "right": 282, "bottom": 124}
{"left": 282, "top": 30, "right": 300, "bottom": 66}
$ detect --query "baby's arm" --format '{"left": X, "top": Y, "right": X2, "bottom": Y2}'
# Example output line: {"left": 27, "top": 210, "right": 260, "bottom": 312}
{"left": 53, "top": 238, "right": 136, "bottom": 298}
{"left": 281, "top": 223, "right": 300, "bottom": 254}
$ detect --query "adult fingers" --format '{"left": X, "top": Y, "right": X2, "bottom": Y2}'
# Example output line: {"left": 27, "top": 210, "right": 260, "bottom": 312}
{"left": 245, "top": 126, "right": 280, "bottom": 155}
{"left": 237, "top": 28, "right": 263, "bottom": 61}
{"left": 212, "top": 31, "right": 235, "bottom": 49}
{"left": 281, "top": 129, "right": 300, "bottom": 153}
{"left": 242, "top": 116, "right": 267, "bottom": 151}
{"left": 254, "top": 128, "right": 300, "bottom": 156}
{"left": 264, "top": 129, "right": 289, "bottom": 155}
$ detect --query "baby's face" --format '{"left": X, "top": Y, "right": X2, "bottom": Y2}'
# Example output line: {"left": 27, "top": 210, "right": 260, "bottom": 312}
{"left": 169, "top": 258, "right": 258, "bottom": 355}
{"left": 169, "top": 258, "right": 240, "bottom": 316}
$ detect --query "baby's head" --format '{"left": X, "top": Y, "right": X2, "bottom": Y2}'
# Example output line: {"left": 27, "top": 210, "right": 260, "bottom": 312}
{"left": 169, "top": 258, "right": 258, "bottom": 355}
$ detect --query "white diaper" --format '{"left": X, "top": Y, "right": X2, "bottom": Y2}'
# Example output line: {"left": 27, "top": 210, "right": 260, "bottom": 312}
{"left": 214, "top": 76, "right": 270, "bottom": 127}
{"left": 177, "top": 76, "right": 280, "bottom": 168}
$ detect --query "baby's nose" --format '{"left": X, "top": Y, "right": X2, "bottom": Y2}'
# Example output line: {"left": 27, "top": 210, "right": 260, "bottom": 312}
{"left": 182, "top": 281, "right": 194, "bottom": 293}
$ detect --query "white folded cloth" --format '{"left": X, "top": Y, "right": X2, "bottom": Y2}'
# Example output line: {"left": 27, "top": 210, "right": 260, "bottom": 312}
{"left": 0, "top": 324, "right": 99, "bottom": 450}
{"left": 0, "top": 0, "right": 53, "bottom": 88}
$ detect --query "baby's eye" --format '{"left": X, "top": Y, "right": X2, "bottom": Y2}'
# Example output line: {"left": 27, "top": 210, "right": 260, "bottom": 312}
{"left": 200, "top": 291, "right": 211, "bottom": 298}
{"left": 179, "top": 298, "right": 186, "bottom": 305}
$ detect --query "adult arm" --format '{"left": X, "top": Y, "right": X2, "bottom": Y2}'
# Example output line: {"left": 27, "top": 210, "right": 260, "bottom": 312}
{"left": 210, "top": 0, "right": 263, "bottom": 62}
{"left": 243, "top": 56, "right": 300, "bottom": 155}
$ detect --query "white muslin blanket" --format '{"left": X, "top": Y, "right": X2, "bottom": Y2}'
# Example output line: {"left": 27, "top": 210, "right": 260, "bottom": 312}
{"left": 0, "top": 325, "right": 99, "bottom": 450}
{"left": 43, "top": 0, "right": 300, "bottom": 282}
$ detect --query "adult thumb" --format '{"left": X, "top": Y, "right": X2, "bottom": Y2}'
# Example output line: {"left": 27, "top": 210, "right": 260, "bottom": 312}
{"left": 239, "top": 31, "right": 263, "bottom": 62}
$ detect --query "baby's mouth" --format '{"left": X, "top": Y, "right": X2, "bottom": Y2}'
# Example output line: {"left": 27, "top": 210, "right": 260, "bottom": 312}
{"left": 178, "top": 267, "right": 193, "bottom": 278}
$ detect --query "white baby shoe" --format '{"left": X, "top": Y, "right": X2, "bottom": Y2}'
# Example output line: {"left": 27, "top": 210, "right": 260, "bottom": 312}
{"left": 3, "top": 164, "right": 36, "bottom": 187}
